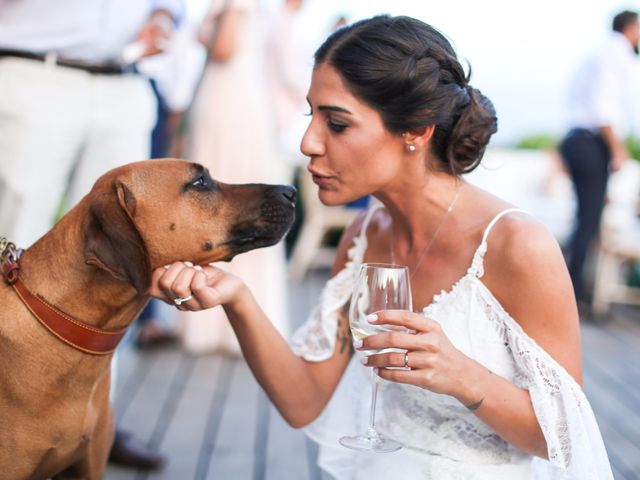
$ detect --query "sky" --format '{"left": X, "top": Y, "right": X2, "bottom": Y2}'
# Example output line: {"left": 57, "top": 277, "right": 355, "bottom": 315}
{"left": 190, "top": 0, "right": 640, "bottom": 145}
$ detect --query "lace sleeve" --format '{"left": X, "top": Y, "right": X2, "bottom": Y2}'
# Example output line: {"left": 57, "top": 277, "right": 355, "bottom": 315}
{"left": 289, "top": 235, "right": 366, "bottom": 361}
{"left": 478, "top": 288, "right": 614, "bottom": 480}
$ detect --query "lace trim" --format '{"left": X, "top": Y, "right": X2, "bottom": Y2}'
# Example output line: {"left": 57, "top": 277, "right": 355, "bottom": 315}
{"left": 290, "top": 208, "right": 375, "bottom": 360}
{"left": 473, "top": 281, "right": 613, "bottom": 479}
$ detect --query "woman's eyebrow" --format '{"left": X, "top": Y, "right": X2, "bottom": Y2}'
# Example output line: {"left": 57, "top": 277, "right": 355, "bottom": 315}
{"left": 318, "top": 105, "right": 352, "bottom": 114}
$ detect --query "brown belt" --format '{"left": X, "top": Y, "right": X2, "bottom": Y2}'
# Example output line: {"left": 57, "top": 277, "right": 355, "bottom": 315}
{"left": 0, "top": 49, "right": 136, "bottom": 75}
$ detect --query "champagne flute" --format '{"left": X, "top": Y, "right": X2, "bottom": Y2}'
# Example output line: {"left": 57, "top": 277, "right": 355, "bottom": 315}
{"left": 339, "top": 263, "right": 412, "bottom": 453}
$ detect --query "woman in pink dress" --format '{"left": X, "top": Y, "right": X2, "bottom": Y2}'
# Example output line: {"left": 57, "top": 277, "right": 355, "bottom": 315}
{"left": 179, "top": 0, "right": 289, "bottom": 354}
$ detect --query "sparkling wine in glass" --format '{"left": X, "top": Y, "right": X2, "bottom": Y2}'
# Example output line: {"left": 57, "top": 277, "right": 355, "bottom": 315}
{"left": 339, "top": 262, "right": 412, "bottom": 453}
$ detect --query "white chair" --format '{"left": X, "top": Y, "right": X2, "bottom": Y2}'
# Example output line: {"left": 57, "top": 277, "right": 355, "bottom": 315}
{"left": 592, "top": 161, "right": 640, "bottom": 316}
{"left": 288, "top": 169, "right": 362, "bottom": 279}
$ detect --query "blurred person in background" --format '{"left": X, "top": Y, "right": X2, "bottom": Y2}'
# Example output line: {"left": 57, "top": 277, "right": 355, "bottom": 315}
{"left": 264, "top": 0, "right": 309, "bottom": 171}
{"left": 178, "top": 0, "right": 289, "bottom": 355}
{"left": 263, "top": 0, "right": 310, "bottom": 256}
{"left": 134, "top": 22, "right": 207, "bottom": 349}
{"left": 0, "top": 0, "right": 184, "bottom": 471}
{"left": 559, "top": 10, "right": 639, "bottom": 311}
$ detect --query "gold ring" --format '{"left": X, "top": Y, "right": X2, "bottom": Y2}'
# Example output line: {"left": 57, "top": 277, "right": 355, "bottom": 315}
{"left": 404, "top": 351, "right": 410, "bottom": 369}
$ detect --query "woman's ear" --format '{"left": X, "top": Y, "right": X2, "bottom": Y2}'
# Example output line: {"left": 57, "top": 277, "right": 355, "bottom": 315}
{"left": 402, "top": 126, "right": 436, "bottom": 152}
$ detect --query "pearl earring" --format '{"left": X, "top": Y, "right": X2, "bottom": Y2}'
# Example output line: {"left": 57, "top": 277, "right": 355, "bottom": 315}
{"left": 408, "top": 144, "right": 416, "bottom": 152}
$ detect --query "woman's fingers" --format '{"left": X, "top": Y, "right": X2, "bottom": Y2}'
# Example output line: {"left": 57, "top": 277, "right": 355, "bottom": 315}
{"left": 358, "top": 331, "right": 416, "bottom": 351}
{"left": 363, "top": 349, "right": 434, "bottom": 369}
{"left": 171, "top": 266, "right": 204, "bottom": 310}
{"left": 368, "top": 309, "right": 440, "bottom": 333}
{"left": 361, "top": 351, "right": 432, "bottom": 389}
{"left": 150, "top": 262, "right": 214, "bottom": 308}
{"left": 376, "top": 367, "right": 420, "bottom": 386}
{"left": 362, "top": 350, "right": 407, "bottom": 368}
{"left": 149, "top": 267, "right": 172, "bottom": 303}
{"left": 149, "top": 262, "right": 242, "bottom": 311}
{"left": 150, "top": 262, "right": 191, "bottom": 302}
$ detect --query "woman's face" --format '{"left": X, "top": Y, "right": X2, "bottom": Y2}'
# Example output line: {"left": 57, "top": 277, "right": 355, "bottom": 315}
{"left": 301, "top": 63, "right": 405, "bottom": 206}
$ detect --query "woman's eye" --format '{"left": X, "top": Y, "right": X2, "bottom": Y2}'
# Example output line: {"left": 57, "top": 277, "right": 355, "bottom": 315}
{"left": 328, "top": 120, "right": 347, "bottom": 133}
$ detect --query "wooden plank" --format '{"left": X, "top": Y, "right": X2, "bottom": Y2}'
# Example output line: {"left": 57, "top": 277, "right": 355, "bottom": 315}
{"left": 582, "top": 326, "right": 640, "bottom": 410}
{"left": 112, "top": 347, "right": 160, "bottom": 424}
{"left": 205, "top": 358, "right": 258, "bottom": 479}
{"left": 264, "top": 401, "right": 310, "bottom": 480}
{"left": 104, "top": 349, "right": 184, "bottom": 480}
{"left": 190, "top": 355, "right": 235, "bottom": 480}
{"left": 137, "top": 354, "right": 223, "bottom": 480}
{"left": 586, "top": 397, "right": 640, "bottom": 480}
{"left": 115, "top": 349, "right": 183, "bottom": 442}
{"left": 106, "top": 346, "right": 159, "bottom": 480}
{"left": 134, "top": 353, "right": 197, "bottom": 480}
{"left": 305, "top": 437, "right": 324, "bottom": 480}
{"left": 253, "top": 390, "right": 270, "bottom": 480}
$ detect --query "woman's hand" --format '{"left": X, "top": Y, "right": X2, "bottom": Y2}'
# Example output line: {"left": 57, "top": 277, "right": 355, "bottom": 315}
{"left": 357, "top": 310, "right": 480, "bottom": 403}
{"left": 149, "top": 262, "right": 248, "bottom": 312}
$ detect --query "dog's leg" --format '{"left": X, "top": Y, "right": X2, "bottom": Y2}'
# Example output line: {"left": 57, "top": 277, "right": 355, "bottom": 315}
{"left": 51, "top": 372, "right": 114, "bottom": 480}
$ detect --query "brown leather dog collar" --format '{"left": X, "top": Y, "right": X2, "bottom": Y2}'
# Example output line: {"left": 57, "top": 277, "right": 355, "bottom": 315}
{"left": 1, "top": 238, "right": 127, "bottom": 355}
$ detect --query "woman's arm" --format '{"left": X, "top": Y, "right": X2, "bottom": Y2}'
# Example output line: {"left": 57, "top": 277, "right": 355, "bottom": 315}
{"left": 150, "top": 213, "right": 368, "bottom": 427}
{"left": 362, "top": 216, "right": 580, "bottom": 458}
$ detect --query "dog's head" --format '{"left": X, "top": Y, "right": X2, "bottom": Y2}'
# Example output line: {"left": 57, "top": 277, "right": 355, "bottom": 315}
{"left": 82, "top": 159, "right": 296, "bottom": 293}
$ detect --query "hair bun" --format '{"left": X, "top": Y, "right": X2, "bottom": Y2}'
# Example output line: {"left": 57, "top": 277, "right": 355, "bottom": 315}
{"left": 445, "top": 86, "right": 498, "bottom": 174}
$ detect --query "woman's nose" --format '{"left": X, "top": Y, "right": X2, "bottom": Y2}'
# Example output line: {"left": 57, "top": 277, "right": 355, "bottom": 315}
{"left": 300, "top": 120, "right": 324, "bottom": 158}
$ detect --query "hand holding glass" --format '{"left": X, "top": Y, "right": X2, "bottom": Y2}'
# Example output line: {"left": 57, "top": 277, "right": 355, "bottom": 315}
{"left": 339, "top": 263, "right": 412, "bottom": 453}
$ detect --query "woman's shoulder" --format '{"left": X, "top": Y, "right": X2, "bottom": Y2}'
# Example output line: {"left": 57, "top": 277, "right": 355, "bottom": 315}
{"left": 477, "top": 203, "right": 581, "bottom": 383}
{"left": 484, "top": 208, "right": 560, "bottom": 271}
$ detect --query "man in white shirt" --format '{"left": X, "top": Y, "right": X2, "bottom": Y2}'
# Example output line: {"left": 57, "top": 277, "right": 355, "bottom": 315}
{"left": 559, "top": 10, "right": 639, "bottom": 307}
{"left": 0, "top": 0, "right": 183, "bottom": 471}
{"left": 0, "top": 0, "right": 182, "bottom": 247}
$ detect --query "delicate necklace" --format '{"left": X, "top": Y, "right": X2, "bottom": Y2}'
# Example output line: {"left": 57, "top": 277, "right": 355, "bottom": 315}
{"left": 389, "top": 183, "right": 462, "bottom": 279}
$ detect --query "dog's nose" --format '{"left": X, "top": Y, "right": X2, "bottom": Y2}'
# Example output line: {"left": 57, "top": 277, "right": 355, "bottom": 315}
{"left": 273, "top": 185, "right": 297, "bottom": 206}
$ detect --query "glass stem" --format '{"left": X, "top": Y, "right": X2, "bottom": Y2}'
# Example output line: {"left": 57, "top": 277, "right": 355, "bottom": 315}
{"left": 367, "top": 367, "right": 379, "bottom": 438}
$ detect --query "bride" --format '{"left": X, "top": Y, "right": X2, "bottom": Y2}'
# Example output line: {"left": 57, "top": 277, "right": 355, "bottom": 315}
{"left": 151, "top": 15, "right": 612, "bottom": 479}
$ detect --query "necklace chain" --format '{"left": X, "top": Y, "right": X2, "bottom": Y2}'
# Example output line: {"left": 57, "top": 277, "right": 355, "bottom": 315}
{"left": 389, "top": 184, "right": 462, "bottom": 279}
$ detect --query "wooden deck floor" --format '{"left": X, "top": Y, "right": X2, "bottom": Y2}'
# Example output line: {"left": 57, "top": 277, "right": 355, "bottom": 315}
{"left": 106, "top": 270, "right": 640, "bottom": 480}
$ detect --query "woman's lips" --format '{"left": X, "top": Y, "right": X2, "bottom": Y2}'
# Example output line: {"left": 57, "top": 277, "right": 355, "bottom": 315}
{"left": 309, "top": 169, "right": 334, "bottom": 188}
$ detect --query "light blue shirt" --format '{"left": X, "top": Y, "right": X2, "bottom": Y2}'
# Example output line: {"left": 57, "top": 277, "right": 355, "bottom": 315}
{"left": 0, "top": 0, "right": 184, "bottom": 63}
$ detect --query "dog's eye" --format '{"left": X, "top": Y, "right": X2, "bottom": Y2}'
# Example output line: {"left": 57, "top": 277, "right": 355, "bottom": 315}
{"left": 192, "top": 176, "right": 206, "bottom": 187}
{"left": 184, "top": 168, "right": 216, "bottom": 193}
{"left": 189, "top": 174, "right": 209, "bottom": 190}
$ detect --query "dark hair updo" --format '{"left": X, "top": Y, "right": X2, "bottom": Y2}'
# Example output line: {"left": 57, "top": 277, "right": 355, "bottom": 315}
{"left": 314, "top": 15, "right": 497, "bottom": 175}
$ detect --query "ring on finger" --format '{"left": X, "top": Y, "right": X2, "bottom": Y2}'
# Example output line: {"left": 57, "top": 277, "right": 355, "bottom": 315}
{"left": 173, "top": 295, "right": 193, "bottom": 306}
{"left": 404, "top": 351, "right": 411, "bottom": 369}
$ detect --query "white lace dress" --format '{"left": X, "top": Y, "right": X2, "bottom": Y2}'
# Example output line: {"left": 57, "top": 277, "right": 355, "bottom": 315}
{"left": 291, "top": 207, "right": 613, "bottom": 480}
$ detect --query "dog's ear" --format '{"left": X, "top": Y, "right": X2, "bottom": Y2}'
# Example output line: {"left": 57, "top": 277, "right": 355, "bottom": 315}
{"left": 84, "top": 181, "right": 151, "bottom": 294}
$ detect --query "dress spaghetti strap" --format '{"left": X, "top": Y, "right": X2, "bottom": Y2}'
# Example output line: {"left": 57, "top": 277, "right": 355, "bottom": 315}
{"left": 469, "top": 208, "right": 526, "bottom": 278}
{"left": 357, "top": 202, "right": 383, "bottom": 243}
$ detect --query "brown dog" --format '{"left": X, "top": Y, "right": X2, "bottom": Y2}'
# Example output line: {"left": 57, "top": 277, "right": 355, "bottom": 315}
{"left": 0, "top": 159, "right": 295, "bottom": 480}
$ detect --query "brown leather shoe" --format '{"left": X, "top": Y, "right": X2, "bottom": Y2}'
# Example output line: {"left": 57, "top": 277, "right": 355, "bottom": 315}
{"left": 109, "top": 429, "right": 166, "bottom": 471}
